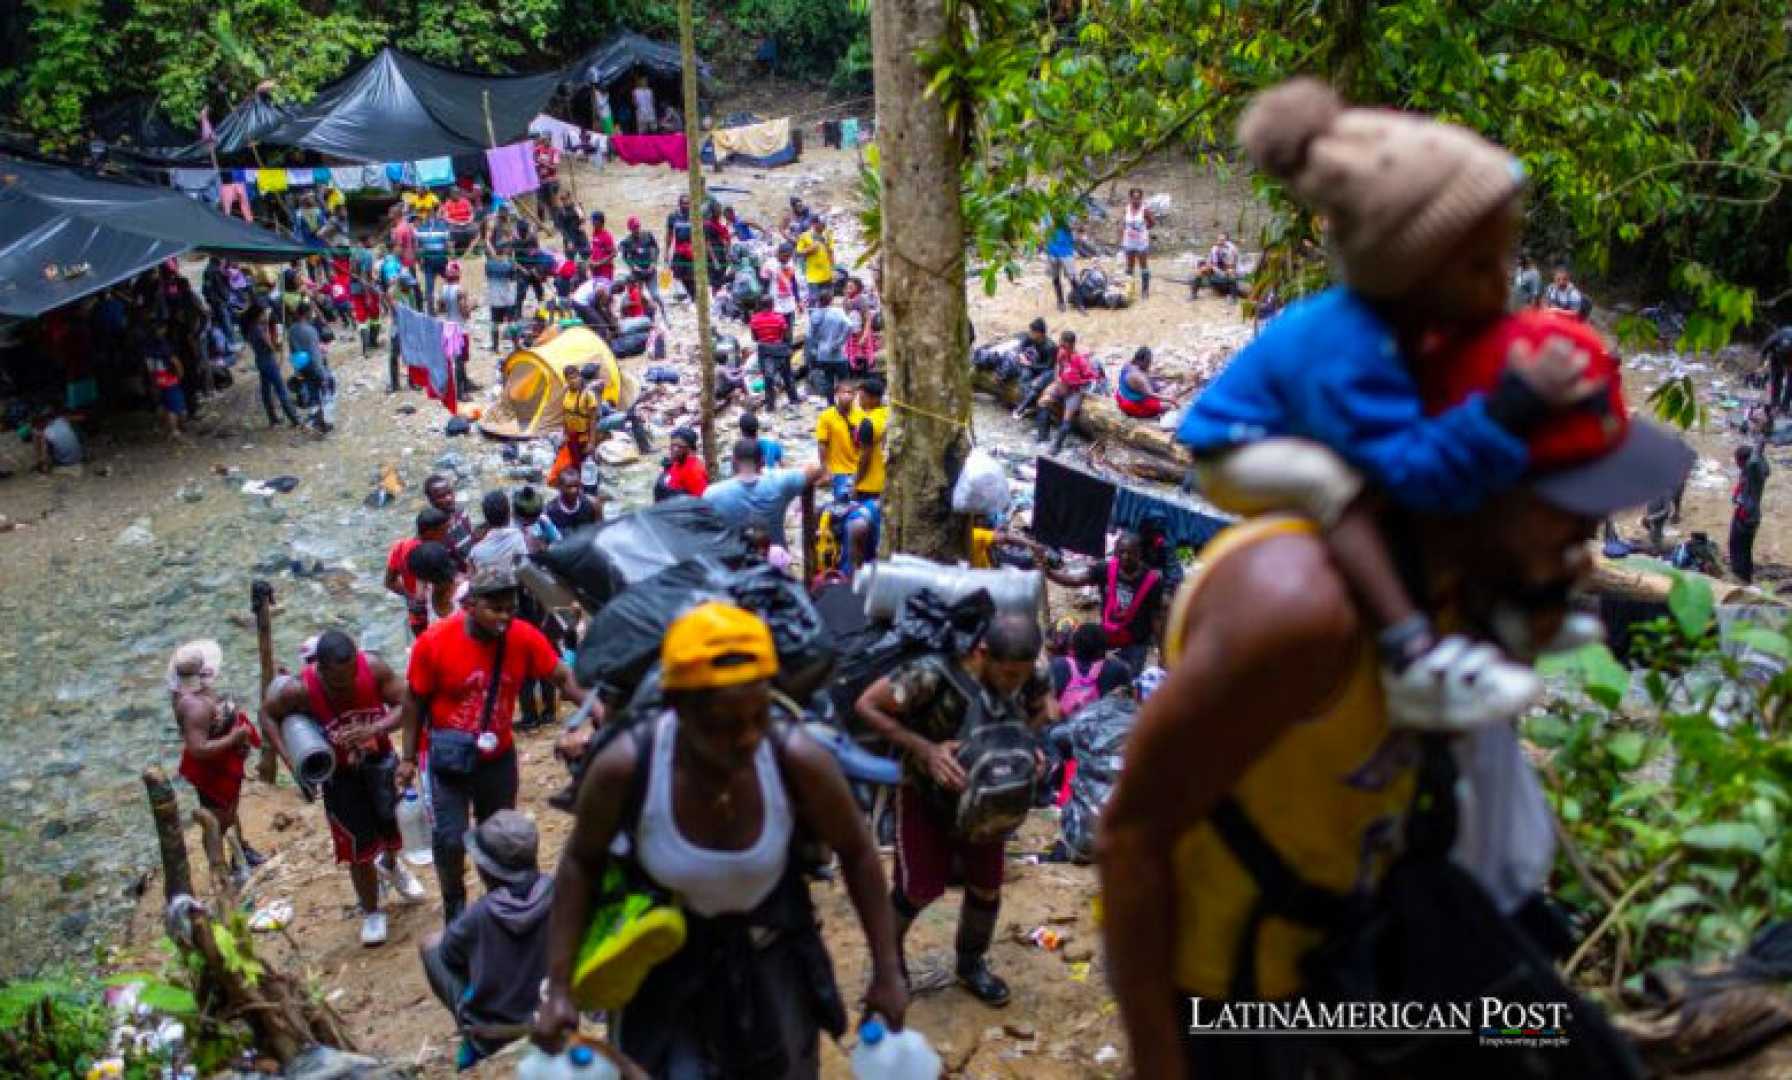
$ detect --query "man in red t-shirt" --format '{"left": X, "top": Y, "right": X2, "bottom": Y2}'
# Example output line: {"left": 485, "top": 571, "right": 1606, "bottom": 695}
{"left": 588, "top": 210, "right": 617, "bottom": 284}
{"left": 748, "top": 295, "right": 800, "bottom": 411}
{"left": 264, "top": 630, "right": 422, "bottom": 946}
{"left": 533, "top": 134, "right": 561, "bottom": 215}
{"left": 385, "top": 507, "right": 451, "bottom": 638}
{"left": 652, "top": 426, "right": 710, "bottom": 502}
{"left": 397, "top": 565, "right": 596, "bottom": 920}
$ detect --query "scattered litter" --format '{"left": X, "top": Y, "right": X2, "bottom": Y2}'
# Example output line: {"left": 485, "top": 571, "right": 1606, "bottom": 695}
{"left": 444, "top": 417, "right": 471, "bottom": 437}
{"left": 396, "top": 404, "right": 418, "bottom": 416}
{"left": 1067, "top": 961, "right": 1091, "bottom": 983}
{"left": 599, "top": 440, "right": 642, "bottom": 465}
{"left": 265, "top": 476, "right": 301, "bottom": 493}
{"left": 249, "top": 900, "right": 293, "bottom": 932}
{"left": 114, "top": 519, "right": 156, "bottom": 548}
{"left": 1003, "top": 1022, "right": 1036, "bottom": 1040}
{"left": 175, "top": 483, "right": 205, "bottom": 503}
{"left": 1023, "top": 926, "right": 1064, "bottom": 951}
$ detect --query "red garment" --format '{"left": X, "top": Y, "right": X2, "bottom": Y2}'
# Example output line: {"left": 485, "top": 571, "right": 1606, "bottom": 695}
{"left": 442, "top": 198, "right": 474, "bottom": 226}
{"left": 406, "top": 612, "right": 559, "bottom": 759}
{"left": 1101, "top": 560, "right": 1161, "bottom": 648}
{"left": 662, "top": 454, "right": 710, "bottom": 497}
{"left": 589, "top": 229, "right": 617, "bottom": 280}
{"left": 302, "top": 654, "right": 394, "bottom": 766}
{"left": 387, "top": 538, "right": 430, "bottom": 636}
{"left": 391, "top": 221, "right": 417, "bottom": 266}
{"left": 534, "top": 143, "right": 561, "bottom": 183}
{"left": 620, "top": 284, "right": 650, "bottom": 319}
{"left": 1057, "top": 350, "right": 1098, "bottom": 389}
{"left": 1115, "top": 392, "right": 1168, "bottom": 418}
{"left": 176, "top": 699, "right": 257, "bottom": 810}
{"left": 609, "top": 133, "right": 690, "bottom": 171}
{"left": 749, "top": 309, "right": 790, "bottom": 345}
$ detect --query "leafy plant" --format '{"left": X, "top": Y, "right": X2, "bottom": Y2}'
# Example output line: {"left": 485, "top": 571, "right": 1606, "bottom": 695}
{"left": 1531, "top": 573, "right": 1792, "bottom": 991}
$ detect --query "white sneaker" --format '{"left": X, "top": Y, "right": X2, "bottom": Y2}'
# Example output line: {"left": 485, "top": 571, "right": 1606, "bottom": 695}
{"left": 1382, "top": 635, "right": 1542, "bottom": 732}
{"left": 381, "top": 858, "right": 428, "bottom": 903}
{"left": 360, "top": 910, "right": 388, "bottom": 947}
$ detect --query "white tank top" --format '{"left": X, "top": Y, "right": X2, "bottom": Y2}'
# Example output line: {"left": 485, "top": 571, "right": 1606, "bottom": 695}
{"left": 635, "top": 712, "right": 793, "bottom": 917}
{"left": 1123, "top": 204, "right": 1150, "bottom": 247}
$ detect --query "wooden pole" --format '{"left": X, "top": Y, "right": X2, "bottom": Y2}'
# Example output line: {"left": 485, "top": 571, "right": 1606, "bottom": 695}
{"left": 144, "top": 766, "right": 194, "bottom": 903}
{"left": 801, "top": 485, "right": 818, "bottom": 583}
{"left": 678, "top": 0, "right": 719, "bottom": 476}
{"left": 252, "top": 579, "right": 279, "bottom": 784}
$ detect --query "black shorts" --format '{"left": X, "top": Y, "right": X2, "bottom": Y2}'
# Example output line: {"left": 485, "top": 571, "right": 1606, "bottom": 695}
{"left": 321, "top": 752, "right": 402, "bottom": 866}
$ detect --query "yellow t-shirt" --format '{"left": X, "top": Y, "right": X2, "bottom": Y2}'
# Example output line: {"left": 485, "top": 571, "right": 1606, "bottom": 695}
{"left": 562, "top": 387, "right": 599, "bottom": 436}
{"left": 323, "top": 186, "right": 346, "bottom": 214}
{"left": 855, "top": 405, "right": 889, "bottom": 495}
{"left": 970, "top": 527, "right": 995, "bottom": 568}
{"left": 405, "top": 191, "right": 441, "bottom": 215}
{"left": 815, "top": 406, "right": 860, "bottom": 477}
{"left": 795, "top": 231, "right": 834, "bottom": 285}
{"left": 1165, "top": 517, "right": 1414, "bottom": 1000}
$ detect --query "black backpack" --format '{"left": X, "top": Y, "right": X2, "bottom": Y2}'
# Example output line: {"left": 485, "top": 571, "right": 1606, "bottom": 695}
{"left": 930, "top": 658, "right": 1040, "bottom": 843}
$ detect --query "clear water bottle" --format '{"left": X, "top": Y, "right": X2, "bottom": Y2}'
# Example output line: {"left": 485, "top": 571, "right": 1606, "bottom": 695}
{"left": 396, "top": 788, "right": 433, "bottom": 866}
{"left": 851, "top": 1018, "right": 941, "bottom": 1079}
{"left": 515, "top": 1044, "right": 619, "bottom": 1080}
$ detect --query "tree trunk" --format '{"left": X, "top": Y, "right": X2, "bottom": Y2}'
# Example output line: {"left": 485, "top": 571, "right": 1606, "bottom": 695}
{"left": 679, "top": 0, "right": 718, "bottom": 475}
{"left": 972, "top": 371, "right": 1187, "bottom": 462}
{"left": 874, "top": 0, "right": 973, "bottom": 562}
{"left": 252, "top": 580, "right": 279, "bottom": 784}
{"left": 144, "top": 766, "right": 193, "bottom": 903}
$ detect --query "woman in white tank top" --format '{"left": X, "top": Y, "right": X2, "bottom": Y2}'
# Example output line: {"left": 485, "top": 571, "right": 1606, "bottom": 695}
{"left": 1120, "top": 186, "right": 1155, "bottom": 299}
{"left": 534, "top": 602, "right": 910, "bottom": 1077}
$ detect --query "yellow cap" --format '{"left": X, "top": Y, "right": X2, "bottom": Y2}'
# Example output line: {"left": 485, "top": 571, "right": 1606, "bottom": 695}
{"left": 661, "top": 602, "right": 779, "bottom": 692}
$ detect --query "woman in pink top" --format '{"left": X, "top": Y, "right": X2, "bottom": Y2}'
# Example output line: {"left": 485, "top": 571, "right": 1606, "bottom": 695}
{"left": 1035, "top": 329, "right": 1099, "bottom": 453}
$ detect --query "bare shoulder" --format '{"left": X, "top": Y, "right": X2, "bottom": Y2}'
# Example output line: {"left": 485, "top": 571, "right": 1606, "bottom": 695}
{"left": 1187, "top": 530, "right": 1363, "bottom": 656}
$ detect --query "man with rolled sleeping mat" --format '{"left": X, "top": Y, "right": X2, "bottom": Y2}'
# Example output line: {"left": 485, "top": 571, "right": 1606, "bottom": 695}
{"left": 263, "top": 631, "right": 426, "bottom": 947}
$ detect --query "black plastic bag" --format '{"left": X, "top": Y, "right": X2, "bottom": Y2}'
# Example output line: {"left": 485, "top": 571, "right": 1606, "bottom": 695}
{"left": 534, "top": 499, "right": 754, "bottom": 612}
{"left": 826, "top": 588, "right": 995, "bottom": 734}
{"left": 1051, "top": 695, "right": 1137, "bottom": 862}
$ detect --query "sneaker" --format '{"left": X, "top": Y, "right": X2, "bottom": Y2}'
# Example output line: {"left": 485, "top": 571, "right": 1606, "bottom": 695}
{"left": 381, "top": 857, "right": 428, "bottom": 903}
{"left": 360, "top": 910, "right": 388, "bottom": 947}
{"left": 1382, "top": 635, "right": 1542, "bottom": 732}
{"left": 956, "top": 957, "right": 1011, "bottom": 1007}
{"left": 241, "top": 842, "right": 268, "bottom": 869}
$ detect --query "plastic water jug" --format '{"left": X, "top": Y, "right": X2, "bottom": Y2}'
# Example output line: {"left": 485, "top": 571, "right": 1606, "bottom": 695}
{"left": 396, "top": 789, "right": 433, "bottom": 866}
{"left": 515, "top": 1045, "right": 619, "bottom": 1080}
{"left": 850, "top": 1019, "right": 941, "bottom": 1079}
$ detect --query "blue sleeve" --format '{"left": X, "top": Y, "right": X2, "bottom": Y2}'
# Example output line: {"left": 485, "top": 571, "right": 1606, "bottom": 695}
{"left": 1299, "top": 347, "right": 1529, "bottom": 514}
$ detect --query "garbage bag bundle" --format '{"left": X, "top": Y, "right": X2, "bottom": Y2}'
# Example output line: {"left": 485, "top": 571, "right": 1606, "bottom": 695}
{"left": 1050, "top": 694, "right": 1137, "bottom": 862}
{"left": 827, "top": 588, "right": 995, "bottom": 734}
{"left": 574, "top": 558, "right": 835, "bottom": 700}
{"left": 951, "top": 447, "right": 1011, "bottom": 516}
{"left": 533, "top": 499, "right": 754, "bottom": 613}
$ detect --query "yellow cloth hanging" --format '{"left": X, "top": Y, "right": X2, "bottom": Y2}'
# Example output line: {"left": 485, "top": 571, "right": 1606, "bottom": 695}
{"left": 255, "top": 168, "right": 289, "bottom": 194}
{"left": 710, "top": 117, "right": 791, "bottom": 160}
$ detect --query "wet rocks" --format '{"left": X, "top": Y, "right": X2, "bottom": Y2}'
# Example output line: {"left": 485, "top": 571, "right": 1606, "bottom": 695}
{"left": 115, "top": 518, "right": 156, "bottom": 548}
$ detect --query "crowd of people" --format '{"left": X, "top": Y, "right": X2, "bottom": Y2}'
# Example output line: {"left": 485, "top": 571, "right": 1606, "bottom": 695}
{"left": 105, "top": 70, "right": 1787, "bottom": 1080}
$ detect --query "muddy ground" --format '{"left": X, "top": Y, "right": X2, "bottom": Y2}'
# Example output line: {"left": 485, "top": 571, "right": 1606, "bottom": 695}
{"left": 3, "top": 78, "right": 1788, "bottom": 1077}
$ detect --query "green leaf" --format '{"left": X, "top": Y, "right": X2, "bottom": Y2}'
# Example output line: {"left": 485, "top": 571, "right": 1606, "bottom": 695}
{"left": 1609, "top": 730, "right": 1649, "bottom": 770}
{"left": 1525, "top": 713, "right": 1572, "bottom": 747}
{"left": 1669, "top": 572, "right": 1716, "bottom": 640}
{"left": 1682, "top": 821, "right": 1768, "bottom": 855}
{"left": 1725, "top": 624, "right": 1792, "bottom": 659}
{"left": 1641, "top": 883, "right": 1708, "bottom": 926}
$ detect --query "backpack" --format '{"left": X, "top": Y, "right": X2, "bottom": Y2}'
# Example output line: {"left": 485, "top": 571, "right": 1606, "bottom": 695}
{"left": 1057, "top": 657, "right": 1104, "bottom": 717}
{"left": 934, "top": 659, "right": 1039, "bottom": 843}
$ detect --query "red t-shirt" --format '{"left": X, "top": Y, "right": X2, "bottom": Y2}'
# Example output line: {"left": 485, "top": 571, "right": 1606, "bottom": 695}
{"left": 406, "top": 612, "right": 559, "bottom": 757}
{"left": 589, "top": 229, "right": 617, "bottom": 278}
{"left": 749, "top": 309, "right": 789, "bottom": 345}
{"left": 534, "top": 144, "right": 560, "bottom": 183}
{"left": 664, "top": 455, "right": 710, "bottom": 497}
{"left": 387, "top": 537, "right": 420, "bottom": 594}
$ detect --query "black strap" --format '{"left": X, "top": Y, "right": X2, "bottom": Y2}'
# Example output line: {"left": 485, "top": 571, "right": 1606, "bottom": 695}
{"left": 622, "top": 720, "right": 656, "bottom": 838}
{"left": 475, "top": 630, "right": 508, "bottom": 735}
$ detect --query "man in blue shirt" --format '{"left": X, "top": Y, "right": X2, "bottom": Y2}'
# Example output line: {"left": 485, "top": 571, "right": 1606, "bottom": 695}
{"left": 1045, "top": 217, "right": 1078, "bottom": 312}
{"left": 702, "top": 438, "right": 825, "bottom": 548}
{"left": 739, "top": 411, "right": 783, "bottom": 468}
{"left": 804, "top": 289, "right": 853, "bottom": 400}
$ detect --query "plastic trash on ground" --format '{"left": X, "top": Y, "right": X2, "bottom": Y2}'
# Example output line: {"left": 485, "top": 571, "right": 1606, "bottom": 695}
{"left": 950, "top": 447, "right": 1010, "bottom": 516}
{"left": 1049, "top": 695, "right": 1137, "bottom": 863}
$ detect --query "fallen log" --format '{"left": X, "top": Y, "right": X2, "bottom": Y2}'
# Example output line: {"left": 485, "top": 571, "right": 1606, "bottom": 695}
{"left": 1590, "top": 559, "right": 1782, "bottom": 607}
{"left": 972, "top": 371, "right": 1188, "bottom": 464}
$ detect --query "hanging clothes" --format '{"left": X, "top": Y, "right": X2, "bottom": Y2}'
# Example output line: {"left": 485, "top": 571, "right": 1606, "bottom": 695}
{"left": 218, "top": 182, "right": 253, "bottom": 222}
{"left": 414, "top": 156, "right": 455, "bottom": 187}
{"left": 1110, "top": 486, "right": 1229, "bottom": 553}
{"left": 285, "top": 168, "right": 316, "bottom": 187}
{"left": 329, "top": 167, "right": 364, "bottom": 193}
{"left": 170, "top": 169, "right": 219, "bottom": 203}
{"left": 485, "top": 142, "right": 540, "bottom": 198}
{"left": 395, "top": 304, "right": 456, "bottom": 414}
{"left": 608, "top": 133, "right": 689, "bottom": 171}
{"left": 1033, "top": 456, "right": 1117, "bottom": 557}
{"left": 255, "top": 168, "right": 289, "bottom": 194}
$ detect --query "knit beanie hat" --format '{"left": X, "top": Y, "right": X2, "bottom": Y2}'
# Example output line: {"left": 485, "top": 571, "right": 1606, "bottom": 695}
{"left": 1238, "top": 78, "right": 1525, "bottom": 298}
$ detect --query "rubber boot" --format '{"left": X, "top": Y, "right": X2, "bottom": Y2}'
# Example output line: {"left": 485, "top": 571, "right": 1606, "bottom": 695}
{"left": 1051, "top": 276, "right": 1065, "bottom": 313}
{"left": 955, "top": 893, "right": 1009, "bottom": 1006}
{"left": 359, "top": 326, "right": 371, "bottom": 357}
{"left": 1141, "top": 270, "right": 1151, "bottom": 299}
{"left": 1051, "top": 422, "right": 1069, "bottom": 454}
{"left": 629, "top": 411, "right": 655, "bottom": 454}
{"left": 1034, "top": 406, "right": 1053, "bottom": 444}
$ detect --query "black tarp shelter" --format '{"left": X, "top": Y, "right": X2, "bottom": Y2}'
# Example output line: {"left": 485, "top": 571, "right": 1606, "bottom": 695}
{"left": 112, "top": 93, "right": 294, "bottom": 166}
{"left": 262, "top": 48, "right": 560, "bottom": 163}
{"left": 564, "top": 32, "right": 713, "bottom": 91}
{"left": 0, "top": 155, "right": 313, "bottom": 319}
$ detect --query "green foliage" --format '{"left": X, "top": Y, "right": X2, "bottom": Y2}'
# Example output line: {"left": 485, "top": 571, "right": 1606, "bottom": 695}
{"left": 0, "top": 976, "right": 118, "bottom": 1078}
{"left": 908, "top": 0, "right": 1792, "bottom": 347}
{"left": 1645, "top": 374, "right": 1706, "bottom": 432}
{"left": 730, "top": 0, "right": 870, "bottom": 87}
{"left": 1532, "top": 572, "right": 1792, "bottom": 979}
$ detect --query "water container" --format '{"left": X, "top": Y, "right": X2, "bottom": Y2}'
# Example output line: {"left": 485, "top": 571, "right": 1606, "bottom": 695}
{"left": 854, "top": 554, "right": 1042, "bottom": 621}
{"left": 396, "top": 789, "right": 433, "bottom": 866}
{"left": 515, "top": 1045, "right": 620, "bottom": 1080}
{"left": 279, "top": 714, "right": 335, "bottom": 786}
{"left": 851, "top": 1019, "right": 941, "bottom": 1079}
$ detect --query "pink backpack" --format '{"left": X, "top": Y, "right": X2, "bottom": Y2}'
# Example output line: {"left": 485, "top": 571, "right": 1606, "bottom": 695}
{"left": 1058, "top": 657, "right": 1104, "bottom": 717}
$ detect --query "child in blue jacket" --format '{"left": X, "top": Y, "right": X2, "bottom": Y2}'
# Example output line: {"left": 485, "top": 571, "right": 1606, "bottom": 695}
{"left": 1178, "top": 79, "right": 1599, "bottom": 731}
